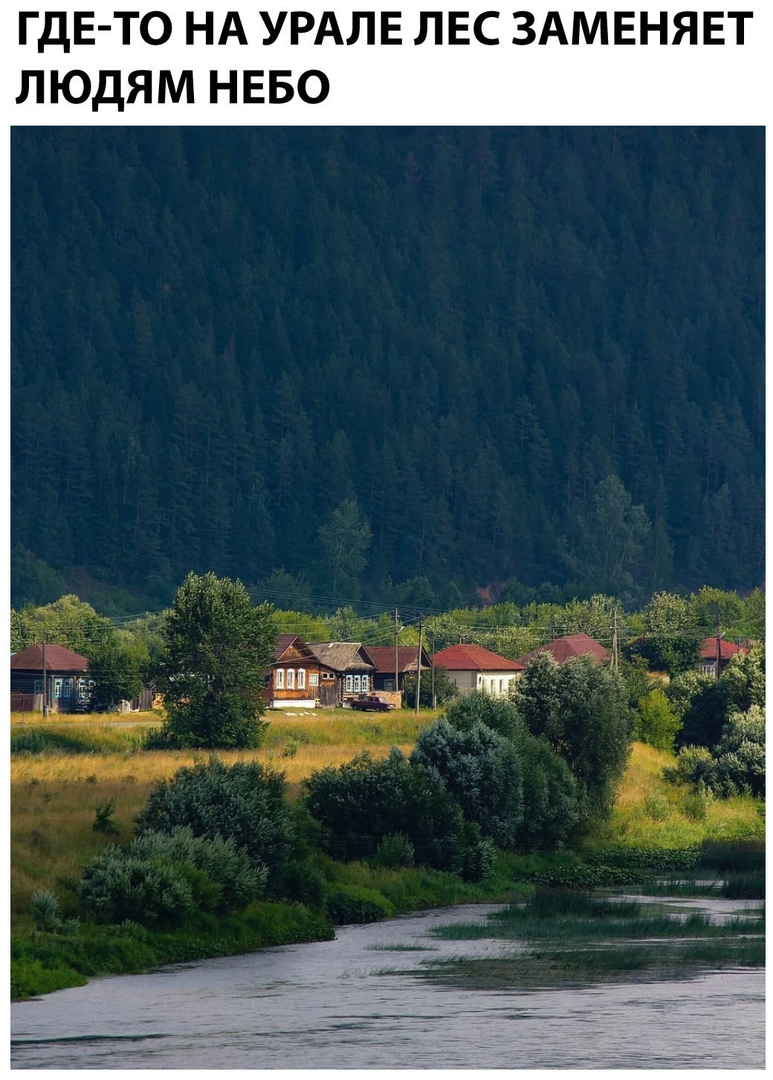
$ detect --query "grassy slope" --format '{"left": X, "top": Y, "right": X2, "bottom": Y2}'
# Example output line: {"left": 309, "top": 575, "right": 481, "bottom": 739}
{"left": 11, "top": 710, "right": 763, "bottom": 926}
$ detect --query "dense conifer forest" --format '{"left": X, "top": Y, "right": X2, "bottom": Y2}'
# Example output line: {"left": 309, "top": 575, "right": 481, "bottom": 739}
{"left": 11, "top": 127, "right": 764, "bottom": 613}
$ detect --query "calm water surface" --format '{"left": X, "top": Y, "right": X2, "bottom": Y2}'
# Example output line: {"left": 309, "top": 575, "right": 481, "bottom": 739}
{"left": 11, "top": 901, "right": 765, "bottom": 1070}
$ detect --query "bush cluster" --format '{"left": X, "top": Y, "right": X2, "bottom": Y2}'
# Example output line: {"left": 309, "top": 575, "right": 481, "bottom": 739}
{"left": 134, "top": 757, "right": 296, "bottom": 897}
{"left": 665, "top": 707, "right": 765, "bottom": 799}
{"left": 78, "top": 827, "right": 266, "bottom": 926}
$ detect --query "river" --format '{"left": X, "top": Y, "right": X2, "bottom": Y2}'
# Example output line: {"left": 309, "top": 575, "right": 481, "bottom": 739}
{"left": 11, "top": 901, "right": 765, "bottom": 1070}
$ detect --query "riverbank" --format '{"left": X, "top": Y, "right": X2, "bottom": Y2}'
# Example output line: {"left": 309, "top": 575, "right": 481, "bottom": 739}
{"left": 11, "top": 714, "right": 764, "bottom": 999}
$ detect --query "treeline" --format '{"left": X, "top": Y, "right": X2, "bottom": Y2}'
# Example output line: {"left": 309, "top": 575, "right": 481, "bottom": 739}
{"left": 11, "top": 127, "right": 764, "bottom": 611}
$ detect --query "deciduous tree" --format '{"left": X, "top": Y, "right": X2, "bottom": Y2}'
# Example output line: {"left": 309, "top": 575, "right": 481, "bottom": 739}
{"left": 152, "top": 572, "right": 276, "bottom": 748}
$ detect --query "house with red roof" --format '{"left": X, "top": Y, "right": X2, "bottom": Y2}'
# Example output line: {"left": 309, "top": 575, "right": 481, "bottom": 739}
{"left": 366, "top": 645, "right": 432, "bottom": 695}
{"left": 431, "top": 643, "right": 524, "bottom": 697}
{"left": 698, "top": 637, "right": 748, "bottom": 678}
{"left": 516, "top": 632, "right": 610, "bottom": 667}
{"left": 10, "top": 644, "right": 91, "bottom": 713}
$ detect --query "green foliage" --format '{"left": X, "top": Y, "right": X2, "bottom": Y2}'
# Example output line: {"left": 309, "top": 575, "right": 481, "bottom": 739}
{"left": 11, "top": 129, "right": 764, "bottom": 604}
{"left": 93, "top": 799, "right": 119, "bottom": 835}
{"left": 10, "top": 594, "right": 115, "bottom": 655}
{"left": 86, "top": 637, "right": 147, "bottom": 711}
{"left": 134, "top": 757, "right": 296, "bottom": 898}
{"left": 401, "top": 665, "right": 458, "bottom": 709}
{"left": 670, "top": 706, "right": 765, "bottom": 799}
{"left": 410, "top": 719, "right": 524, "bottom": 849}
{"left": 452, "top": 821, "right": 496, "bottom": 883}
{"left": 324, "top": 884, "right": 395, "bottom": 925}
{"left": 30, "top": 890, "right": 69, "bottom": 933}
{"left": 515, "top": 733, "right": 579, "bottom": 850}
{"left": 561, "top": 475, "right": 652, "bottom": 598}
{"left": 317, "top": 499, "right": 372, "bottom": 600}
{"left": 77, "top": 827, "right": 266, "bottom": 926}
{"left": 516, "top": 653, "right": 634, "bottom": 824}
{"left": 625, "top": 591, "right": 703, "bottom": 675}
{"left": 11, "top": 546, "right": 68, "bottom": 610}
{"left": 676, "top": 645, "right": 765, "bottom": 748}
{"left": 153, "top": 572, "right": 276, "bottom": 749}
{"left": 370, "top": 833, "right": 415, "bottom": 870}
{"left": 302, "top": 748, "right": 465, "bottom": 871}
{"left": 442, "top": 692, "right": 524, "bottom": 741}
{"left": 636, "top": 688, "right": 681, "bottom": 752}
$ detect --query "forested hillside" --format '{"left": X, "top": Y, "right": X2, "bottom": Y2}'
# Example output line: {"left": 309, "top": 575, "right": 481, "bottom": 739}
{"left": 11, "top": 127, "right": 764, "bottom": 612}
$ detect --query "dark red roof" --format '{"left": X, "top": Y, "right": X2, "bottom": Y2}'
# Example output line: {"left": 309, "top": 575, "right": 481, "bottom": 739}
{"left": 10, "top": 644, "right": 89, "bottom": 672}
{"left": 517, "top": 633, "right": 609, "bottom": 666}
{"left": 366, "top": 646, "right": 427, "bottom": 674}
{"left": 699, "top": 637, "right": 747, "bottom": 661}
{"left": 431, "top": 643, "right": 524, "bottom": 672}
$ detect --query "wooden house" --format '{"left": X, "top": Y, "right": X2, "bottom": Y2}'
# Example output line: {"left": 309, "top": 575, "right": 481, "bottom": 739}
{"left": 431, "top": 643, "right": 524, "bottom": 697}
{"left": 266, "top": 634, "right": 326, "bottom": 709}
{"left": 11, "top": 644, "right": 91, "bottom": 713}
{"left": 307, "top": 642, "right": 377, "bottom": 707}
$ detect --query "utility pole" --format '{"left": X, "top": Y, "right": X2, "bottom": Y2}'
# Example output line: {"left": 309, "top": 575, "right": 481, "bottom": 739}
{"left": 415, "top": 614, "right": 424, "bottom": 716}
{"left": 611, "top": 610, "right": 619, "bottom": 670}
{"left": 430, "top": 631, "right": 436, "bottom": 709}
{"left": 394, "top": 608, "right": 399, "bottom": 700}
{"left": 42, "top": 641, "right": 49, "bottom": 717}
{"left": 715, "top": 618, "right": 723, "bottom": 681}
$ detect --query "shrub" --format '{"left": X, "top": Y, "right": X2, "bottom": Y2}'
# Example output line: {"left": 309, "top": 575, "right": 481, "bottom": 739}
{"left": 324, "top": 885, "right": 395, "bottom": 925}
{"left": 134, "top": 757, "right": 295, "bottom": 897}
{"left": 302, "top": 748, "right": 465, "bottom": 871}
{"left": 370, "top": 833, "right": 415, "bottom": 870}
{"left": 636, "top": 689, "right": 681, "bottom": 752}
{"left": 442, "top": 692, "right": 523, "bottom": 741}
{"left": 452, "top": 821, "right": 496, "bottom": 883}
{"left": 78, "top": 827, "right": 266, "bottom": 926}
{"left": 410, "top": 719, "right": 524, "bottom": 849}
{"left": 515, "top": 733, "right": 579, "bottom": 850}
{"left": 30, "top": 890, "right": 66, "bottom": 933}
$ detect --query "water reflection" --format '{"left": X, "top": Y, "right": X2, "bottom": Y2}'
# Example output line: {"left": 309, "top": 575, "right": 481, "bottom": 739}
{"left": 11, "top": 901, "right": 764, "bottom": 1070}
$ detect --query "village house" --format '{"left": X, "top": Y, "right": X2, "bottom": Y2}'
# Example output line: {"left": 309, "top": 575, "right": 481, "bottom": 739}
{"left": 697, "top": 636, "right": 749, "bottom": 678}
{"left": 265, "top": 634, "right": 326, "bottom": 709}
{"left": 10, "top": 644, "right": 92, "bottom": 713}
{"left": 516, "top": 632, "right": 610, "bottom": 667}
{"left": 366, "top": 645, "right": 433, "bottom": 695}
{"left": 431, "top": 643, "right": 524, "bottom": 697}
{"left": 306, "top": 642, "right": 377, "bottom": 707}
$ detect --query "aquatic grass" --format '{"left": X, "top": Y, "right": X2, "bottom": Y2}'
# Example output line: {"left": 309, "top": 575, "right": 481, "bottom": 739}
{"left": 364, "top": 946, "right": 438, "bottom": 954}
{"left": 413, "top": 932, "right": 766, "bottom": 991}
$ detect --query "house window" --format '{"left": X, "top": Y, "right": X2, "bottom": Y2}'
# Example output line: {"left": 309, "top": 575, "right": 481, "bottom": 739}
{"left": 286, "top": 668, "right": 295, "bottom": 690}
{"left": 275, "top": 669, "right": 285, "bottom": 690}
{"left": 33, "top": 679, "right": 43, "bottom": 695}
{"left": 53, "top": 679, "right": 63, "bottom": 698}
{"left": 62, "top": 678, "right": 73, "bottom": 698}
{"left": 353, "top": 675, "right": 361, "bottom": 692}
{"left": 77, "top": 678, "right": 92, "bottom": 700}
{"left": 361, "top": 675, "right": 369, "bottom": 692}
{"left": 298, "top": 669, "right": 306, "bottom": 690}
{"left": 345, "top": 675, "right": 353, "bottom": 692}
{"left": 309, "top": 673, "right": 319, "bottom": 687}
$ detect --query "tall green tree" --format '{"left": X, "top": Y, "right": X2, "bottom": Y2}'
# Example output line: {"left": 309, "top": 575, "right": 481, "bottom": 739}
{"left": 516, "top": 653, "right": 634, "bottom": 824}
{"left": 562, "top": 475, "right": 651, "bottom": 598}
{"left": 317, "top": 499, "right": 372, "bottom": 601}
{"left": 153, "top": 572, "right": 276, "bottom": 748}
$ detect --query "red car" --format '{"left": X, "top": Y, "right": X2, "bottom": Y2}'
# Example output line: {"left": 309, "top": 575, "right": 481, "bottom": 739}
{"left": 349, "top": 694, "right": 396, "bottom": 712}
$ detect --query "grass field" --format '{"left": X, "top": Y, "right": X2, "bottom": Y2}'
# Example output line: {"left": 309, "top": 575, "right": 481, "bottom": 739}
{"left": 10, "top": 709, "right": 765, "bottom": 930}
